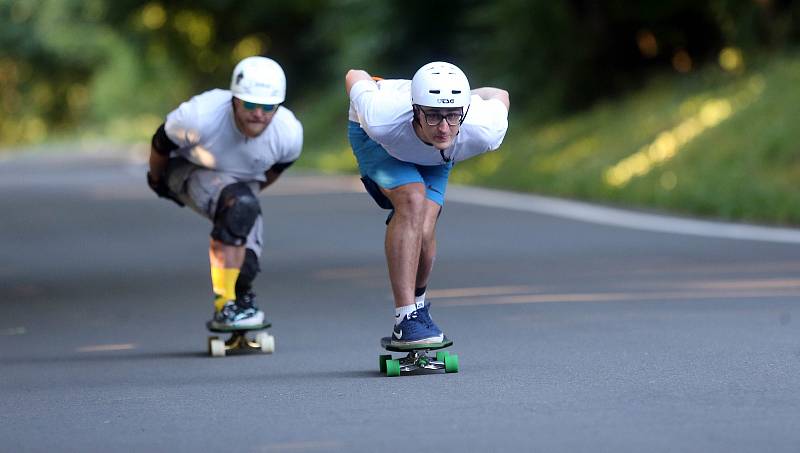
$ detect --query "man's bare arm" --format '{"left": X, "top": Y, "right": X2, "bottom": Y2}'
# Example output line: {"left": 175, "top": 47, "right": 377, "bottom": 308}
{"left": 471, "top": 87, "right": 510, "bottom": 111}
{"left": 345, "top": 69, "right": 374, "bottom": 96}
{"left": 259, "top": 169, "right": 281, "bottom": 191}
{"left": 259, "top": 159, "right": 297, "bottom": 191}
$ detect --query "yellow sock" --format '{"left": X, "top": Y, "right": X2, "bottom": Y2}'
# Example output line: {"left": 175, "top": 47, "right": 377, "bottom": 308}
{"left": 211, "top": 266, "right": 240, "bottom": 311}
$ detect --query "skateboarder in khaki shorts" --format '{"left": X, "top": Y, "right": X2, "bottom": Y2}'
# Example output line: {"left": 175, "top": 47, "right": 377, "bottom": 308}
{"left": 147, "top": 56, "right": 303, "bottom": 329}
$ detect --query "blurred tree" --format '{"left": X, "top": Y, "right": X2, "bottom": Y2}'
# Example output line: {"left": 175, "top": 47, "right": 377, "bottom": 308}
{"left": 0, "top": 0, "right": 798, "bottom": 146}
{"left": 458, "top": 0, "right": 794, "bottom": 114}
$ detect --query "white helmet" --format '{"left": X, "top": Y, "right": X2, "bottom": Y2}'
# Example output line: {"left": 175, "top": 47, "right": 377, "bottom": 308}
{"left": 411, "top": 61, "right": 471, "bottom": 108}
{"left": 230, "top": 56, "right": 286, "bottom": 104}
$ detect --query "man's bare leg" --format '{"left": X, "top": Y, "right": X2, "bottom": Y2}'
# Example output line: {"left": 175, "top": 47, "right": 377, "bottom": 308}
{"left": 415, "top": 199, "right": 441, "bottom": 292}
{"left": 381, "top": 183, "right": 445, "bottom": 342}
{"left": 382, "top": 183, "right": 427, "bottom": 309}
{"left": 209, "top": 239, "right": 246, "bottom": 269}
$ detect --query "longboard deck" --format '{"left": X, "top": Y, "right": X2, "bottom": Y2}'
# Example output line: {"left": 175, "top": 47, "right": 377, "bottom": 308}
{"left": 206, "top": 321, "right": 272, "bottom": 334}
{"left": 380, "top": 336, "right": 452, "bottom": 352}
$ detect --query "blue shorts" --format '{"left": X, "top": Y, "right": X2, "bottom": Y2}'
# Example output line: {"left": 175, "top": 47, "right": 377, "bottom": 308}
{"left": 348, "top": 121, "right": 452, "bottom": 208}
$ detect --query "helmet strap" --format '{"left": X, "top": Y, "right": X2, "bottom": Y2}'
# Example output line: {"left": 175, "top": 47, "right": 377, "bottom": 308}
{"left": 459, "top": 104, "right": 470, "bottom": 126}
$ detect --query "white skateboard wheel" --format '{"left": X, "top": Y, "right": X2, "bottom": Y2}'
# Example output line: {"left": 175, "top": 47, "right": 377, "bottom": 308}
{"left": 256, "top": 332, "right": 274, "bottom": 354}
{"left": 209, "top": 337, "right": 226, "bottom": 357}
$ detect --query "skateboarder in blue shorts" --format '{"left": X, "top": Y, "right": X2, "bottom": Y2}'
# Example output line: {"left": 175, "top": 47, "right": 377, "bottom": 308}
{"left": 345, "top": 62, "right": 510, "bottom": 346}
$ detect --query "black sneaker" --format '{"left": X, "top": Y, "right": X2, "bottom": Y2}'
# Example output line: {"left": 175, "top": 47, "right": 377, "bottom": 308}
{"left": 210, "top": 300, "right": 265, "bottom": 329}
{"left": 237, "top": 291, "right": 262, "bottom": 317}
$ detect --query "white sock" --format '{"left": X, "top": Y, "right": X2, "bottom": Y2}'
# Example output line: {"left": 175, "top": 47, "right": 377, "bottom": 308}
{"left": 394, "top": 304, "right": 416, "bottom": 325}
{"left": 415, "top": 292, "right": 426, "bottom": 310}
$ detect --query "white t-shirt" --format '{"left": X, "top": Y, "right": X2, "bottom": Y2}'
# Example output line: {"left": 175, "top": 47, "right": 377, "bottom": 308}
{"left": 348, "top": 79, "right": 508, "bottom": 165}
{"left": 165, "top": 89, "right": 303, "bottom": 182}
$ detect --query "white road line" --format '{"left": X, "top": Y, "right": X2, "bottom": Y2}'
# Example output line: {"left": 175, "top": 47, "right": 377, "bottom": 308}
{"left": 6, "top": 148, "right": 800, "bottom": 244}
{"left": 0, "top": 326, "right": 27, "bottom": 336}
{"left": 76, "top": 343, "right": 136, "bottom": 352}
{"left": 437, "top": 288, "right": 800, "bottom": 307}
{"left": 447, "top": 185, "right": 800, "bottom": 244}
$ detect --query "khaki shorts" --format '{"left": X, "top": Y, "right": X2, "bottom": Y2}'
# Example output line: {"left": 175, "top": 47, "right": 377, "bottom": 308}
{"left": 166, "top": 158, "right": 263, "bottom": 256}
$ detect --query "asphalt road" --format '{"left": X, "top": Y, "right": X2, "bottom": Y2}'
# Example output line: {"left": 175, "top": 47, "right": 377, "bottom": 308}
{"left": 2, "top": 149, "right": 800, "bottom": 452}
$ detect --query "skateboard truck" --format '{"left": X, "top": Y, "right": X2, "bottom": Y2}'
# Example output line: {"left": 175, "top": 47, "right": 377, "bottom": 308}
{"left": 379, "top": 337, "right": 458, "bottom": 377}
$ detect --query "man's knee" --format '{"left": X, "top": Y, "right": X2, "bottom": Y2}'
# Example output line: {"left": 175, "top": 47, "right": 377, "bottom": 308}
{"left": 386, "top": 184, "right": 426, "bottom": 217}
{"left": 211, "top": 182, "right": 261, "bottom": 246}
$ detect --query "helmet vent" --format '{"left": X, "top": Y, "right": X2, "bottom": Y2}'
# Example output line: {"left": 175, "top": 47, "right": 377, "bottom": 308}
{"left": 429, "top": 90, "right": 440, "bottom": 94}
{"left": 452, "top": 90, "right": 461, "bottom": 94}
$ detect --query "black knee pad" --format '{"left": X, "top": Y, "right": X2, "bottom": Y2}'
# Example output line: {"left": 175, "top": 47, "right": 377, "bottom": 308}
{"left": 236, "top": 249, "right": 260, "bottom": 298}
{"left": 211, "top": 182, "right": 261, "bottom": 246}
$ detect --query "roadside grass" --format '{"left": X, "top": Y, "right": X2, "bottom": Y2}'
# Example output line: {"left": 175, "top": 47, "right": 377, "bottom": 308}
{"left": 448, "top": 52, "right": 800, "bottom": 226}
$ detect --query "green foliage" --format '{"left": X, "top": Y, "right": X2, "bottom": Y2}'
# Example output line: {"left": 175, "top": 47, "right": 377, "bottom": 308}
{"left": 452, "top": 52, "right": 800, "bottom": 225}
{"left": 2, "top": 0, "right": 798, "bottom": 146}
{"left": 0, "top": 0, "right": 333, "bottom": 145}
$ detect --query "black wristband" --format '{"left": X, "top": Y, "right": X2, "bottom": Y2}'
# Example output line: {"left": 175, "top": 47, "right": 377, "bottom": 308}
{"left": 151, "top": 123, "right": 178, "bottom": 156}
{"left": 270, "top": 160, "right": 296, "bottom": 174}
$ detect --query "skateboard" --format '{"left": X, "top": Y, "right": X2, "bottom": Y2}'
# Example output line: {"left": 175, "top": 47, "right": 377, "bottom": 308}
{"left": 378, "top": 337, "right": 458, "bottom": 377}
{"left": 206, "top": 321, "right": 274, "bottom": 357}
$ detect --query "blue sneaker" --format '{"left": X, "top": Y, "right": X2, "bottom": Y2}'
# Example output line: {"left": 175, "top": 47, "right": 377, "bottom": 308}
{"left": 416, "top": 302, "right": 442, "bottom": 333}
{"left": 392, "top": 310, "right": 444, "bottom": 345}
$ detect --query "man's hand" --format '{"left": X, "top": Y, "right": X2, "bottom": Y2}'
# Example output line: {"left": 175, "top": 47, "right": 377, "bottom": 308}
{"left": 147, "top": 172, "right": 185, "bottom": 207}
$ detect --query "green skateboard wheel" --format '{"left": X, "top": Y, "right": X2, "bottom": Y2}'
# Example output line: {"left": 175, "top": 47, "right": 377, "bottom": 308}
{"left": 444, "top": 354, "right": 459, "bottom": 373}
{"left": 436, "top": 350, "right": 450, "bottom": 362}
{"left": 385, "top": 359, "right": 401, "bottom": 377}
{"left": 379, "top": 354, "right": 392, "bottom": 373}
